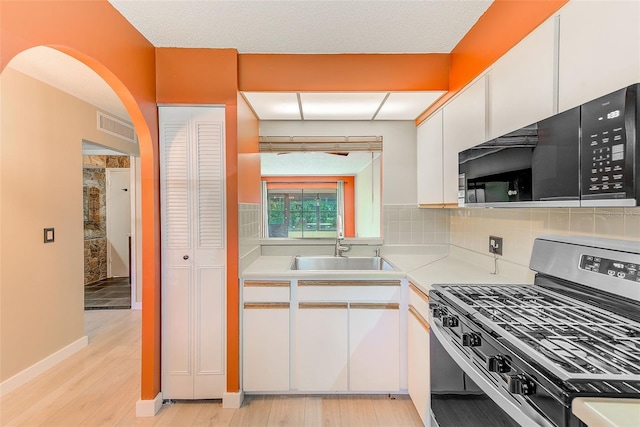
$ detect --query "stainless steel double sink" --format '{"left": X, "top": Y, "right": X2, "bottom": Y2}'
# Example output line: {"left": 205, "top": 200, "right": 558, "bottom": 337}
{"left": 289, "top": 255, "right": 397, "bottom": 271}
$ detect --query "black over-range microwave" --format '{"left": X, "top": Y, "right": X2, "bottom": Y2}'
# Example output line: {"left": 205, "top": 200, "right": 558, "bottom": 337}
{"left": 458, "top": 83, "right": 640, "bottom": 207}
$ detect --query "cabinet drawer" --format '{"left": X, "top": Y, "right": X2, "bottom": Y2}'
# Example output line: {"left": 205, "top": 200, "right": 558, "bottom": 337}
{"left": 298, "top": 280, "right": 401, "bottom": 302}
{"left": 243, "top": 280, "right": 290, "bottom": 302}
{"left": 409, "top": 283, "right": 430, "bottom": 318}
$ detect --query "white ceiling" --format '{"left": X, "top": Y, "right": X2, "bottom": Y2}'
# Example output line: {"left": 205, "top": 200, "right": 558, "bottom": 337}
{"left": 108, "top": 0, "right": 492, "bottom": 54}
{"left": 4, "top": 1, "right": 493, "bottom": 123}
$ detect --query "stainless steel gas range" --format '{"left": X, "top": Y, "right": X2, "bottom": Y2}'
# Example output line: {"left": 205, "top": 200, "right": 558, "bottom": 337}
{"left": 429, "top": 235, "right": 640, "bottom": 427}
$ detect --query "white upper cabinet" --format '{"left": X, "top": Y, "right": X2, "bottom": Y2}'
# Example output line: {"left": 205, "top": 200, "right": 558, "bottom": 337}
{"left": 417, "top": 110, "right": 443, "bottom": 206}
{"left": 442, "top": 76, "right": 487, "bottom": 205}
{"left": 488, "top": 18, "right": 556, "bottom": 139}
{"left": 558, "top": 0, "right": 640, "bottom": 112}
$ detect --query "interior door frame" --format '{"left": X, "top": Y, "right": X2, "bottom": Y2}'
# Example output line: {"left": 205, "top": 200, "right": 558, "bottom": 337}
{"left": 105, "top": 167, "right": 132, "bottom": 280}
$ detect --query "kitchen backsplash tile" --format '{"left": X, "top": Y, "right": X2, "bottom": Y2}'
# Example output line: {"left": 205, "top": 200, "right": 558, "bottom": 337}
{"left": 383, "top": 205, "right": 450, "bottom": 244}
{"left": 450, "top": 207, "right": 640, "bottom": 267}
{"left": 239, "top": 203, "right": 260, "bottom": 257}
{"left": 624, "top": 209, "right": 640, "bottom": 237}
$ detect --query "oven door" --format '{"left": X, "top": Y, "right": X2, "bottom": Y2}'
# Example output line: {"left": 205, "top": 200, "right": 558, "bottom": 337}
{"left": 430, "top": 320, "right": 555, "bottom": 427}
{"left": 430, "top": 327, "right": 519, "bottom": 427}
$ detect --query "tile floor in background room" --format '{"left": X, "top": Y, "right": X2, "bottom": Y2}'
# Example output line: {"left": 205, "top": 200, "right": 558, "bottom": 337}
{"left": 84, "top": 277, "right": 131, "bottom": 310}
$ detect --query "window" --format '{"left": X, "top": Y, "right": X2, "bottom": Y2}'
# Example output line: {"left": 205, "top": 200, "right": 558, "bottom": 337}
{"left": 266, "top": 189, "right": 338, "bottom": 238}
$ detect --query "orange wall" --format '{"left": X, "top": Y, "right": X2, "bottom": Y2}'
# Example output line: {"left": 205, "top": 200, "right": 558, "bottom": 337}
{"left": 0, "top": 0, "right": 162, "bottom": 400}
{"left": 239, "top": 54, "right": 449, "bottom": 91}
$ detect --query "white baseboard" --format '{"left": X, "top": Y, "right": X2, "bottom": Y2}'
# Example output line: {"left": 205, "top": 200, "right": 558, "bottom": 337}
{"left": 222, "top": 390, "right": 244, "bottom": 408}
{"left": 136, "top": 392, "right": 163, "bottom": 417}
{"left": 0, "top": 335, "right": 88, "bottom": 397}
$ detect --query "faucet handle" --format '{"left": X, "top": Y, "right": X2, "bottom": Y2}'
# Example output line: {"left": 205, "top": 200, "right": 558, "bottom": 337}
{"left": 375, "top": 248, "right": 381, "bottom": 257}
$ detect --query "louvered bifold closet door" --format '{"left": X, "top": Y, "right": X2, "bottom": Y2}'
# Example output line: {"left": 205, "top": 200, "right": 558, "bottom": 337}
{"left": 160, "top": 106, "right": 226, "bottom": 399}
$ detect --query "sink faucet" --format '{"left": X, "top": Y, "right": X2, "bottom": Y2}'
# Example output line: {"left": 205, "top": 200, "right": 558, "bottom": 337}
{"left": 335, "top": 237, "right": 351, "bottom": 257}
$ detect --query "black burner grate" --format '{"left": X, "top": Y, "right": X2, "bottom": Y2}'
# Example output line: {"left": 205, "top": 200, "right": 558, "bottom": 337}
{"left": 439, "top": 284, "right": 640, "bottom": 379}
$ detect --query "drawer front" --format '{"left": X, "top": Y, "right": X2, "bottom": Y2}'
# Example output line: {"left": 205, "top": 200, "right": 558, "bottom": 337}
{"left": 243, "top": 280, "right": 290, "bottom": 302}
{"left": 408, "top": 282, "right": 430, "bottom": 319}
{"left": 298, "top": 280, "right": 401, "bottom": 302}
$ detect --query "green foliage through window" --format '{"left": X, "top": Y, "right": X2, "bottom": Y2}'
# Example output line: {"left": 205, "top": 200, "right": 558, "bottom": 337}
{"left": 267, "top": 189, "right": 338, "bottom": 238}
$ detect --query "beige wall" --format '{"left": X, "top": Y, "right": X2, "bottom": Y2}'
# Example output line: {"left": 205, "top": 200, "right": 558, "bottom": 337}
{"left": 451, "top": 208, "right": 640, "bottom": 267}
{"left": 0, "top": 68, "right": 135, "bottom": 382}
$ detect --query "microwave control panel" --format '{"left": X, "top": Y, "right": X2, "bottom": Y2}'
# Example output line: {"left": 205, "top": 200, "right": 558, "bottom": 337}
{"left": 581, "top": 87, "right": 630, "bottom": 197}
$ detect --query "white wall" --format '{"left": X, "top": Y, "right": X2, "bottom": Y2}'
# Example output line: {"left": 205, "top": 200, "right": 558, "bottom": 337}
{"left": 0, "top": 67, "right": 136, "bottom": 383}
{"left": 355, "top": 154, "right": 381, "bottom": 237}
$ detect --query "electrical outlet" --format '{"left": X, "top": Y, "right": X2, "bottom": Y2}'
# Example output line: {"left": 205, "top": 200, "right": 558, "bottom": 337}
{"left": 489, "top": 236, "right": 503, "bottom": 256}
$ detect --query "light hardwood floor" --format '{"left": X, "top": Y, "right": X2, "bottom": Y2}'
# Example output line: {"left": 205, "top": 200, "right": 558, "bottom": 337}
{"left": 0, "top": 310, "right": 424, "bottom": 426}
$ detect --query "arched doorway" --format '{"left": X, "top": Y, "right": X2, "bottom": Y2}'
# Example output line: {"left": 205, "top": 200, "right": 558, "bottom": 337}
{"left": 7, "top": 46, "right": 142, "bottom": 308}
{"left": 0, "top": 44, "right": 140, "bottom": 382}
{"left": 0, "top": 33, "right": 160, "bottom": 407}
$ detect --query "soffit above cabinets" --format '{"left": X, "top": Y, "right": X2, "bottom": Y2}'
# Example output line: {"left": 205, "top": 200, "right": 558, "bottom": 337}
{"left": 242, "top": 91, "right": 446, "bottom": 121}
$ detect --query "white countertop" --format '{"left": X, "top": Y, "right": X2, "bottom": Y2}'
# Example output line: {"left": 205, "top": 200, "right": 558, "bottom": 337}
{"left": 573, "top": 398, "right": 640, "bottom": 427}
{"left": 240, "top": 246, "right": 638, "bottom": 426}
{"left": 406, "top": 255, "right": 517, "bottom": 294}
{"left": 241, "top": 254, "right": 409, "bottom": 279}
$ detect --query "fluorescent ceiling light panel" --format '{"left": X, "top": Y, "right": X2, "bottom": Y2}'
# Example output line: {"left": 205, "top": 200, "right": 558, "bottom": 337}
{"left": 300, "top": 92, "right": 387, "bottom": 120}
{"left": 242, "top": 92, "right": 300, "bottom": 120}
{"left": 375, "top": 91, "right": 446, "bottom": 120}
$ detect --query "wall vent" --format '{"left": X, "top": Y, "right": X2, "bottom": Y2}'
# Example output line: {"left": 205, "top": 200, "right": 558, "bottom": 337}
{"left": 97, "top": 112, "right": 136, "bottom": 143}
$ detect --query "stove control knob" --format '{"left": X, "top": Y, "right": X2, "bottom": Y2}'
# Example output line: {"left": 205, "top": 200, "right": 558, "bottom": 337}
{"left": 432, "top": 306, "right": 443, "bottom": 318}
{"left": 507, "top": 374, "right": 536, "bottom": 395}
{"left": 442, "top": 315, "right": 459, "bottom": 328}
{"left": 487, "top": 355, "right": 511, "bottom": 373}
{"left": 462, "top": 332, "right": 481, "bottom": 347}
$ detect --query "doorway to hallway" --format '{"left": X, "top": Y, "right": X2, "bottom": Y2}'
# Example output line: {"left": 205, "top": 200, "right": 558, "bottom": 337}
{"left": 83, "top": 154, "right": 135, "bottom": 310}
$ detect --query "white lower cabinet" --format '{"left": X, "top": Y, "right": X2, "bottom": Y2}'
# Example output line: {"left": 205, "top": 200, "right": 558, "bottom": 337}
{"left": 408, "top": 309, "right": 430, "bottom": 426}
{"left": 243, "top": 278, "right": 405, "bottom": 394}
{"left": 243, "top": 303, "right": 290, "bottom": 392}
{"left": 349, "top": 304, "right": 400, "bottom": 391}
{"left": 296, "top": 303, "right": 349, "bottom": 391}
{"left": 242, "top": 280, "right": 291, "bottom": 392}
{"left": 408, "top": 284, "right": 432, "bottom": 426}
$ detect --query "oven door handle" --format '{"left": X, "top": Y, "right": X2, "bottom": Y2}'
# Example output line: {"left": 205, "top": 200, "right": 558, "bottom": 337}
{"left": 431, "top": 323, "right": 554, "bottom": 427}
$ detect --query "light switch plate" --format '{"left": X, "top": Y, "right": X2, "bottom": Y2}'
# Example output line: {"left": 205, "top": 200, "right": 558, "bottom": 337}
{"left": 44, "top": 228, "right": 55, "bottom": 243}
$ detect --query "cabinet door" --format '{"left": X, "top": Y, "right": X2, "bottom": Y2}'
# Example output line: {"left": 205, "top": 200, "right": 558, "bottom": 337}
{"left": 295, "top": 303, "right": 348, "bottom": 391}
{"left": 442, "top": 76, "right": 487, "bottom": 205}
{"left": 558, "top": 1, "right": 640, "bottom": 111}
{"left": 408, "top": 306, "right": 430, "bottom": 426}
{"left": 160, "top": 106, "right": 226, "bottom": 399}
{"left": 349, "top": 304, "right": 400, "bottom": 391}
{"left": 417, "top": 110, "right": 444, "bottom": 206}
{"left": 243, "top": 303, "right": 290, "bottom": 392}
{"left": 488, "top": 18, "right": 555, "bottom": 139}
